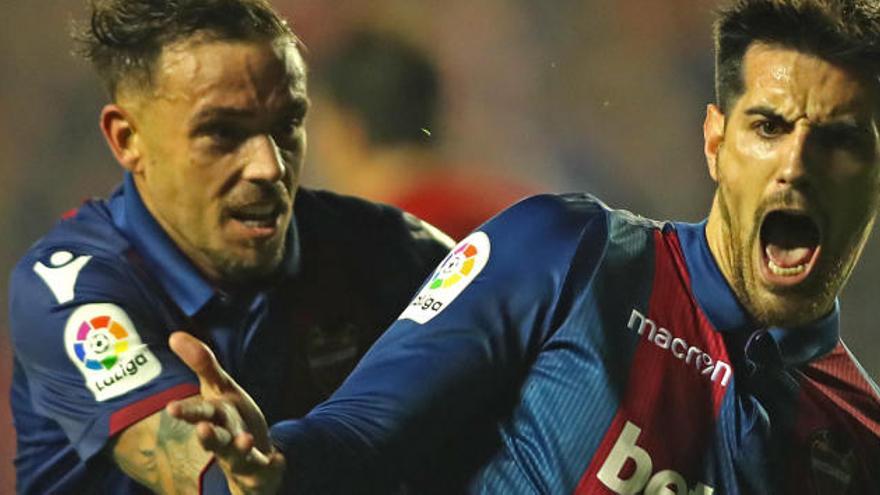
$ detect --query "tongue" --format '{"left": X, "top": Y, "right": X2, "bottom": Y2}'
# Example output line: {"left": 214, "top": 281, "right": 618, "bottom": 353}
{"left": 766, "top": 244, "right": 815, "bottom": 268}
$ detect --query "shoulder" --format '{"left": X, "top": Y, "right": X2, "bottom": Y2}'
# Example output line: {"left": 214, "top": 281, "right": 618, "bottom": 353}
{"left": 9, "top": 202, "right": 162, "bottom": 355}
{"left": 11, "top": 200, "right": 136, "bottom": 306}
{"left": 484, "top": 193, "right": 610, "bottom": 234}
{"left": 295, "top": 187, "right": 454, "bottom": 261}
{"left": 806, "top": 342, "right": 880, "bottom": 411}
{"left": 467, "top": 193, "right": 660, "bottom": 301}
{"left": 477, "top": 193, "right": 619, "bottom": 272}
{"left": 489, "top": 192, "right": 660, "bottom": 238}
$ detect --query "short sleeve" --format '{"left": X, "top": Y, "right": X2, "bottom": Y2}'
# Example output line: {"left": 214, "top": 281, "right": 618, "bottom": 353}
{"left": 9, "top": 249, "right": 200, "bottom": 463}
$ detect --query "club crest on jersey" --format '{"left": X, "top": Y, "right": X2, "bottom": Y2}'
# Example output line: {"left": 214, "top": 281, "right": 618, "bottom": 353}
{"left": 305, "top": 323, "right": 361, "bottom": 395}
{"left": 810, "top": 429, "right": 856, "bottom": 495}
{"left": 399, "top": 231, "right": 491, "bottom": 324}
{"left": 64, "top": 303, "right": 162, "bottom": 402}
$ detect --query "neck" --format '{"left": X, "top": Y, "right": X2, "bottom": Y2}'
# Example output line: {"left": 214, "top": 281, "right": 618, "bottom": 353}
{"left": 132, "top": 174, "right": 224, "bottom": 284}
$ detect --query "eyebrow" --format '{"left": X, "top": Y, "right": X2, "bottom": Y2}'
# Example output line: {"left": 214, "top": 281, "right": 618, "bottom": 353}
{"left": 190, "top": 107, "right": 256, "bottom": 127}
{"left": 744, "top": 106, "right": 790, "bottom": 122}
{"left": 190, "top": 96, "right": 309, "bottom": 127}
{"left": 744, "top": 105, "right": 867, "bottom": 131}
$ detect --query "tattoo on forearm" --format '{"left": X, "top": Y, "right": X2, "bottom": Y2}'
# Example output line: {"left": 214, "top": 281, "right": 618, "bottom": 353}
{"left": 156, "top": 409, "right": 211, "bottom": 491}
{"left": 114, "top": 409, "right": 213, "bottom": 494}
{"left": 114, "top": 442, "right": 158, "bottom": 490}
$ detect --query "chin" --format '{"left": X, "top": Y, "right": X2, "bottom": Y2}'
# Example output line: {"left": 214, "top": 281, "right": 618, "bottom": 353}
{"left": 749, "top": 293, "right": 827, "bottom": 328}
{"left": 744, "top": 273, "right": 837, "bottom": 328}
{"left": 210, "top": 244, "right": 286, "bottom": 285}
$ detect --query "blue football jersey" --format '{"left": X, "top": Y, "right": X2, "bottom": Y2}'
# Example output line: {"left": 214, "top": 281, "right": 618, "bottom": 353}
{"left": 268, "top": 193, "right": 880, "bottom": 494}
{"left": 9, "top": 194, "right": 201, "bottom": 493}
{"left": 8, "top": 173, "right": 451, "bottom": 494}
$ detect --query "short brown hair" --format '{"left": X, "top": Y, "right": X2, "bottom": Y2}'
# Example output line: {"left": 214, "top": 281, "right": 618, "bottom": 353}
{"left": 74, "top": 0, "right": 298, "bottom": 99}
{"left": 714, "top": 0, "right": 880, "bottom": 113}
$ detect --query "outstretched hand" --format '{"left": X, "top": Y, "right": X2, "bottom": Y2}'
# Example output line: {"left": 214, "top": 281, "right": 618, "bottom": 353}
{"left": 166, "top": 331, "right": 286, "bottom": 495}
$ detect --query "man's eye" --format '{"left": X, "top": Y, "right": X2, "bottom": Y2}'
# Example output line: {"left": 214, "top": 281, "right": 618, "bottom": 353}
{"left": 277, "top": 119, "right": 300, "bottom": 136}
{"left": 212, "top": 126, "right": 243, "bottom": 142}
{"left": 200, "top": 124, "right": 246, "bottom": 147}
{"left": 754, "top": 119, "right": 787, "bottom": 139}
{"left": 277, "top": 112, "right": 306, "bottom": 135}
{"left": 273, "top": 117, "right": 305, "bottom": 149}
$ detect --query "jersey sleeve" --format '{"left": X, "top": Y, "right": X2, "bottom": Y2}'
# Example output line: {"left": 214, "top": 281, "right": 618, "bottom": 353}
{"left": 8, "top": 249, "right": 200, "bottom": 463}
{"left": 266, "top": 194, "right": 610, "bottom": 493}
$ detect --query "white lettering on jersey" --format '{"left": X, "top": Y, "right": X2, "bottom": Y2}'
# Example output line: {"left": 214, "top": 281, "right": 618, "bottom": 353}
{"left": 627, "top": 309, "right": 732, "bottom": 387}
{"left": 598, "top": 420, "right": 715, "bottom": 495}
{"left": 63, "top": 303, "right": 162, "bottom": 402}
{"left": 33, "top": 251, "right": 93, "bottom": 304}
{"left": 398, "top": 232, "right": 490, "bottom": 324}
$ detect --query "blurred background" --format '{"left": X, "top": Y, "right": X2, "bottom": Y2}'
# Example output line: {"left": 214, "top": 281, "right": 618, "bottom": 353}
{"left": 1, "top": 0, "right": 877, "bottom": 490}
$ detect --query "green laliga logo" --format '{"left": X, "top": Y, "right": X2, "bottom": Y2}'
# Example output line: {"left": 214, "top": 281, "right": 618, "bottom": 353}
{"left": 429, "top": 242, "right": 479, "bottom": 289}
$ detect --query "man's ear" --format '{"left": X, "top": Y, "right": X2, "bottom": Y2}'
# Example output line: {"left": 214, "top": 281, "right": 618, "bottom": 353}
{"left": 100, "top": 103, "right": 143, "bottom": 173}
{"left": 703, "top": 103, "right": 725, "bottom": 182}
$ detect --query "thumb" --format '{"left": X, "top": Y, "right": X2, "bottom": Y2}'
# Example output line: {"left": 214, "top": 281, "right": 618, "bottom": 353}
{"left": 169, "top": 331, "right": 231, "bottom": 393}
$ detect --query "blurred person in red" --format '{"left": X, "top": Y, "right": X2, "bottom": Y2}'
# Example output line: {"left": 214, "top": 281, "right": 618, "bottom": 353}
{"left": 308, "top": 30, "right": 535, "bottom": 240}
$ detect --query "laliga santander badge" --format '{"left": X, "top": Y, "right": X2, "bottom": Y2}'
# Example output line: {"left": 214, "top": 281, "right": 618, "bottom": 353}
{"left": 64, "top": 303, "right": 162, "bottom": 401}
{"left": 399, "top": 231, "right": 491, "bottom": 324}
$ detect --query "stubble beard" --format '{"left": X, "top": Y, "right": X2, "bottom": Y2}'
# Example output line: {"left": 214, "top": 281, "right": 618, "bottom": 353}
{"left": 715, "top": 181, "right": 841, "bottom": 328}
{"left": 204, "top": 230, "right": 287, "bottom": 285}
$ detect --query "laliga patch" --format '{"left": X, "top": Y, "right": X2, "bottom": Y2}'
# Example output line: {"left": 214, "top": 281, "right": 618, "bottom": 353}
{"left": 64, "top": 303, "right": 162, "bottom": 402}
{"left": 399, "top": 231, "right": 490, "bottom": 324}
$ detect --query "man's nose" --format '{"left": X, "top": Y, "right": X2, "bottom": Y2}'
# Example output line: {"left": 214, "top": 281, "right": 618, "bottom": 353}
{"left": 242, "top": 134, "right": 285, "bottom": 183}
{"left": 776, "top": 123, "right": 813, "bottom": 187}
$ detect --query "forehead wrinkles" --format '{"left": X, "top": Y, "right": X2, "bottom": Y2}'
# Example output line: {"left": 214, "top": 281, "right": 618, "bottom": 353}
{"left": 152, "top": 39, "right": 304, "bottom": 109}
{"left": 742, "top": 44, "right": 868, "bottom": 123}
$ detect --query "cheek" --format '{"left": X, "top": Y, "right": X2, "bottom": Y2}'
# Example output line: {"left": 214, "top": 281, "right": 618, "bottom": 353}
{"left": 185, "top": 143, "right": 240, "bottom": 197}
{"left": 723, "top": 137, "right": 776, "bottom": 204}
{"left": 831, "top": 176, "right": 879, "bottom": 236}
{"left": 718, "top": 148, "right": 755, "bottom": 209}
{"left": 736, "top": 130, "right": 777, "bottom": 162}
{"left": 827, "top": 150, "right": 880, "bottom": 188}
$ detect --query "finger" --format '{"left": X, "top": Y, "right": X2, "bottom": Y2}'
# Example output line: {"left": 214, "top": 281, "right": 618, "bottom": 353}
{"left": 210, "top": 435, "right": 266, "bottom": 472}
{"left": 242, "top": 445, "right": 271, "bottom": 467}
{"left": 267, "top": 450, "right": 286, "bottom": 471}
{"left": 166, "top": 397, "right": 219, "bottom": 424}
{"left": 195, "top": 423, "right": 260, "bottom": 469}
{"left": 169, "top": 331, "right": 231, "bottom": 392}
{"left": 233, "top": 432, "right": 256, "bottom": 457}
{"left": 196, "top": 421, "right": 233, "bottom": 452}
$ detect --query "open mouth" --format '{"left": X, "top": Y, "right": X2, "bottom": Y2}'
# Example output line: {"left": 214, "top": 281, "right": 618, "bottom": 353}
{"left": 758, "top": 210, "right": 822, "bottom": 285}
{"left": 227, "top": 203, "right": 285, "bottom": 237}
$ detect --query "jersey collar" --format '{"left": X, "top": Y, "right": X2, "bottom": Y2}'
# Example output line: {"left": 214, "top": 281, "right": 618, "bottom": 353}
{"left": 673, "top": 221, "right": 839, "bottom": 367}
{"left": 109, "top": 172, "right": 300, "bottom": 316}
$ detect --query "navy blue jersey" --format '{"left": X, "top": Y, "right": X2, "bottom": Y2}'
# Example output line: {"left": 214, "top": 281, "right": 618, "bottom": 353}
{"left": 8, "top": 173, "right": 451, "bottom": 494}
{"left": 268, "top": 194, "right": 880, "bottom": 494}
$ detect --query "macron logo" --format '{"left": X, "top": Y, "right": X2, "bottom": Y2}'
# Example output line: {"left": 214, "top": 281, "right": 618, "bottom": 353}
{"left": 627, "top": 309, "right": 731, "bottom": 387}
{"left": 33, "top": 251, "right": 93, "bottom": 304}
{"left": 598, "top": 421, "right": 715, "bottom": 495}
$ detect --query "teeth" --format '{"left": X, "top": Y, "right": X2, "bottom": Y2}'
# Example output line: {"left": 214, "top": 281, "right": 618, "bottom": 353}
{"left": 768, "top": 259, "right": 806, "bottom": 276}
{"left": 239, "top": 218, "right": 275, "bottom": 228}
{"left": 237, "top": 205, "right": 276, "bottom": 216}
{"left": 241, "top": 218, "right": 275, "bottom": 228}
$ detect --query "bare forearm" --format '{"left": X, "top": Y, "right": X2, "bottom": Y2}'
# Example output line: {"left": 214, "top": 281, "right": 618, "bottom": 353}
{"left": 113, "top": 409, "right": 213, "bottom": 494}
